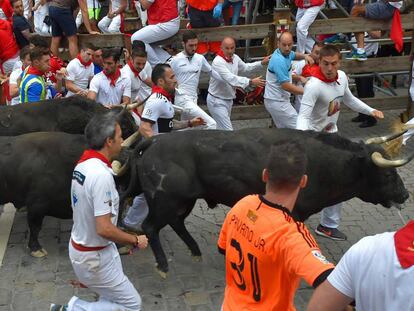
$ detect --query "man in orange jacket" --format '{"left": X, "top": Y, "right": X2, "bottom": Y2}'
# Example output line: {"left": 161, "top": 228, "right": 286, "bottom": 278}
{"left": 186, "top": 0, "right": 223, "bottom": 55}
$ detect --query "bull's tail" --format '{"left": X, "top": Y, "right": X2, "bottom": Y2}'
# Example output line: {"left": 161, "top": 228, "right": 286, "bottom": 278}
{"left": 119, "top": 138, "right": 153, "bottom": 203}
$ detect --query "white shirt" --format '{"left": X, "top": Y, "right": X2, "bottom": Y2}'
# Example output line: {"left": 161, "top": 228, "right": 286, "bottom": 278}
{"left": 110, "top": 0, "right": 121, "bottom": 11}
{"left": 171, "top": 52, "right": 211, "bottom": 98}
{"left": 208, "top": 54, "right": 262, "bottom": 100}
{"left": 296, "top": 70, "right": 374, "bottom": 133}
{"left": 141, "top": 92, "right": 174, "bottom": 135}
{"left": 89, "top": 70, "right": 131, "bottom": 107}
{"left": 328, "top": 232, "right": 414, "bottom": 311}
{"left": 121, "top": 61, "right": 152, "bottom": 102}
{"left": 71, "top": 158, "right": 119, "bottom": 247}
{"left": 65, "top": 58, "right": 95, "bottom": 97}
{"left": 9, "top": 67, "right": 23, "bottom": 105}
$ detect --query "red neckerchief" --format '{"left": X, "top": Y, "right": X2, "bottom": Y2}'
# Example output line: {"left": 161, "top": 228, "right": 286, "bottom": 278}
{"left": 302, "top": 64, "right": 319, "bottom": 78}
{"left": 26, "top": 66, "right": 45, "bottom": 77}
{"left": 103, "top": 67, "right": 121, "bottom": 87}
{"left": 76, "top": 53, "right": 92, "bottom": 67}
{"left": 312, "top": 66, "right": 338, "bottom": 83}
{"left": 128, "top": 60, "right": 142, "bottom": 80}
{"left": 77, "top": 149, "right": 112, "bottom": 168}
{"left": 394, "top": 220, "right": 414, "bottom": 269}
{"left": 152, "top": 85, "right": 173, "bottom": 102}
{"left": 217, "top": 50, "right": 233, "bottom": 63}
{"left": 390, "top": 9, "right": 403, "bottom": 52}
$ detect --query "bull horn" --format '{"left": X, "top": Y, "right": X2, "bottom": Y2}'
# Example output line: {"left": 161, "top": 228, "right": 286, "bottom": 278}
{"left": 365, "top": 131, "right": 407, "bottom": 145}
{"left": 112, "top": 160, "right": 128, "bottom": 176}
{"left": 371, "top": 151, "right": 414, "bottom": 168}
{"left": 126, "top": 101, "right": 141, "bottom": 111}
{"left": 121, "top": 131, "right": 140, "bottom": 148}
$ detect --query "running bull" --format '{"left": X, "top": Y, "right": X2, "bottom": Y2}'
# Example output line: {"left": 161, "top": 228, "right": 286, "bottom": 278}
{"left": 117, "top": 128, "right": 410, "bottom": 276}
{"left": 0, "top": 95, "right": 139, "bottom": 138}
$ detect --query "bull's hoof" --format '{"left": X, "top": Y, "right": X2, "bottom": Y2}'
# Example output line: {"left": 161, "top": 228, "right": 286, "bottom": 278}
{"left": 192, "top": 255, "right": 202, "bottom": 262}
{"left": 154, "top": 264, "right": 168, "bottom": 279}
{"left": 30, "top": 248, "right": 48, "bottom": 258}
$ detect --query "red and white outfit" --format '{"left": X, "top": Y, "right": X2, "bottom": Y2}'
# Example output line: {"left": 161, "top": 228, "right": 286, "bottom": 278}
{"left": 130, "top": 0, "right": 179, "bottom": 66}
{"left": 327, "top": 221, "right": 414, "bottom": 311}
{"left": 98, "top": 0, "right": 122, "bottom": 33}
{"left": 65, "top": 55, "right": 95, "bottom": 97}
{"left": 68, "top": 150, "right": 141, "bottom": 311}
{"left": 0, "top": 19, "right": 20, "bottom": 75}
{"left": 297, "top": 68, "right": 375, "bottom": 230}
{"left": 89, "top": 68, "right": 131, "bottom": 107}
{"left": 295, "top": 0, "right": 325, "bottom": 53}
{"left": 207, "top": 51, "right": 262, "bottom": 130}
{"left": 170, "top": 51, "right": 217, "bottom": 129}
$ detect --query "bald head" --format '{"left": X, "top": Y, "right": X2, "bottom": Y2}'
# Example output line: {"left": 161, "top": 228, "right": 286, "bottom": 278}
{"left": 278, "top": 31, "right": 294, "bottom": 56}
{"left": 221, "top": 37, "right": 236, "bottom": 58}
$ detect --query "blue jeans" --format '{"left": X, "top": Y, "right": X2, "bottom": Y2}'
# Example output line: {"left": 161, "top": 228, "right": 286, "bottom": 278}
{"left": 223, "top": 0, "right": 243, "bottom": 25}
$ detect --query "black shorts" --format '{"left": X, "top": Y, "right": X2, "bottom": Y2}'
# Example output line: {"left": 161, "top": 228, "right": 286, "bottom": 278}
{"left": 365, "top": 0, "right": 396, "bottom": 20}
{"left": 49, "top": 6, "right": 77, "bottom": 37}
{"left": 188, "top": 5, "right": 220, "bottom": 28}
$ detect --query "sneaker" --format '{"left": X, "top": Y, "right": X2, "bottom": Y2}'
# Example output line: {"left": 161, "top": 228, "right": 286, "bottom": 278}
{"left": 345, "top": 50, "right": 367, "bottom": 61}
{"left": 50, "top": 304, "right": 68, "bottom": 311}
{"left": 315, "top": 224, "right": 347, "bottom": 241}
{"left": 324, "top": 34, "right": 347, "bottom": 44}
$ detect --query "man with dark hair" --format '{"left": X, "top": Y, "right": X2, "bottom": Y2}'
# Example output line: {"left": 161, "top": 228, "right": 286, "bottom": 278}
{"left": 9, "top": 45, "right": 31, "bottom": 105}
{"left": 88, "top": 48, "right": 131, "bottom": 107}
{"left": 11, "top": 0, "right": 32, "bottom": 48}
{"left": 65, "top": 43, "right": 96, "bottom": 97}
{"left": 121, "top": 63, "right": 205, "bottom": 239}
{"left": 218, "top": 141, "right": 334, "bottom": 310}
{"left": 121, "top": 48, "right": 152, "bottom": 106}
{"left": 19, "top": 47, "right": 50, "bottom": 103}
{"left": 50, "top": 111, "right": 148, "bottom": 311}
{"left": 264, "top": 31, "right": 313, "bottom": 129}
{"left": 296, "top": 44, "right": 384, "bottom": 241}
{"left": 170, "top": 30, "right": 218, "bottom": 129}
{"left": 93, "top": 48, "right": 103, "bottom": 74}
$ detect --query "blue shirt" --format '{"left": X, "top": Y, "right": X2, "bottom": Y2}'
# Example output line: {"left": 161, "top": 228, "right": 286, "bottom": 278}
{"left": 94, "top": 63, "right": 102, "bottom": 75}
{"left": 268, "top": 49, "right": 295, "bottom": 84}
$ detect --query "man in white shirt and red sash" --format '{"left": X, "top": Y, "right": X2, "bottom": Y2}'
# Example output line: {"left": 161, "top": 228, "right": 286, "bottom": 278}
{"left": 296, "top": 44, "right": 384, "bottom": 241}
{"left": 50, "top": 111, "right": 148, "bottom": 311}
{"left": 207, "top": 37, "right": 269, "bottom": 130}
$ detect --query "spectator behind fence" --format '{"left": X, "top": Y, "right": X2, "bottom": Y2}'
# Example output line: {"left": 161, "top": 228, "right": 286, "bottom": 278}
{"left": 295, "top": 0, "right": 324, "bottom": 53}
{"left": 97, "top": 0, "right": 126, "bottom": 33}
{"left": 131, "top": 0, "right": 180, "bottom": 66}
{"left": 32, "top": 0, "right": 51, "bottom": 35}
{"left": 65, "top": 43, "right": 96, "bottom": 97}
{"left": 9, "top": 46, "right": 31, "bottom": 105}
{"left": 221, "top": 0, "right": 243, "bottom": 26}
{"left": 76, "top": 0, "right": 101, "bottom": 30}
{"left": 49, "top": 0, "right": 100, "bottom": 59}
{"left": 88, "top": 48, "right": 131, "bottom": 107}
{"left": 347, "top": 0, "right": 403, "bottom": 61}
{"left": 11, "top": 0, "right": 32, "bottom": 48}
{"left": 218, "top": 141, "right": 335, "bottom": 311}
{"left": 93, "top": 48, "right": 104, "bottom": 74}
{"left": 307, "top": 220, "right": 414, "bottom": 311}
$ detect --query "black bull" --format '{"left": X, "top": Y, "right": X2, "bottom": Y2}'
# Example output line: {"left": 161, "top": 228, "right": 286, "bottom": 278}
{"left": 0, "top": 96, "right": 137, "bottom": 138}
{"left": 121, "top": 128, "right": 409, "bottom": 274}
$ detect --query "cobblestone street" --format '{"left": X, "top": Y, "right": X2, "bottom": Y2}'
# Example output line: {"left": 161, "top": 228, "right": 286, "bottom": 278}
{"left": 0, "top": 109, "right": 413, "bottom": 310}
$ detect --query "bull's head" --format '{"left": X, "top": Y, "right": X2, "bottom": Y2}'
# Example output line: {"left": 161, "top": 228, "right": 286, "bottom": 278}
{"left": 358, "top": 131, "right": 411, "bottom": 208}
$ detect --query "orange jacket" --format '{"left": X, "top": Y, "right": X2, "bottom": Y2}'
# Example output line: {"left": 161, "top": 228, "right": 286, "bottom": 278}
{"left": 186, "top": 0, "right": 218, "bottom": 11}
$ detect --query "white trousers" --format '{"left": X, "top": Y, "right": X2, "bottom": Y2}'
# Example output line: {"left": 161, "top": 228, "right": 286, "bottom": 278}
{"left": 320, "top": 203, "right": 342, "bottom": 229}
{"left": 2, "top": 54, "right": 20, "bottom": 75}
{"left": 264, "top": 98, "right": 297, "bottom": 129}
{"left": 98, "top": 15, "right": 121, "bottom": 33}
{"left": 175, "top": 94, "right": 217, "bottom": 129}
{"left": 410, "top": 79, "right": 414, "bottom": 102}
{"left": 134, "top": 1, "right": 147, "bottom": 26}
{"left": 296, "top": 5, "right": 323, "bottom": 54}
{"left": 68, "top": 242, "right": 141, "bottom": 311}
{"left": 33, "top": 3, "right": 51, "bottom": 35}
{"left": 123, "top": 193, "right": 149, "bottom": 230}
{"left": 130, "top": 17, "right": 180, "bottom": 66}
{"left": 206, "top": 94, "right": 233, "bottom": 130}
{"left": 403, "top": 116, "right": 414, "bottom": 145}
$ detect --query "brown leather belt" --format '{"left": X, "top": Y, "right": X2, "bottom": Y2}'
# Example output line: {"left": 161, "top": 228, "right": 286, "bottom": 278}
{"left": 71, "top": 239, "right": 108, "bottom": 252}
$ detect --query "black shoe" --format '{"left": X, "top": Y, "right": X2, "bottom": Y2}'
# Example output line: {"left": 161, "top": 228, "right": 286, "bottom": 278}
{"left": 315, "top": 224, "right": 347, "bottom": 241}
{"left": 359, "top": 119, "right": 377, "bottom": 128}
{"left": 351, "top": 114, "right": 365, "bottom": 122}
